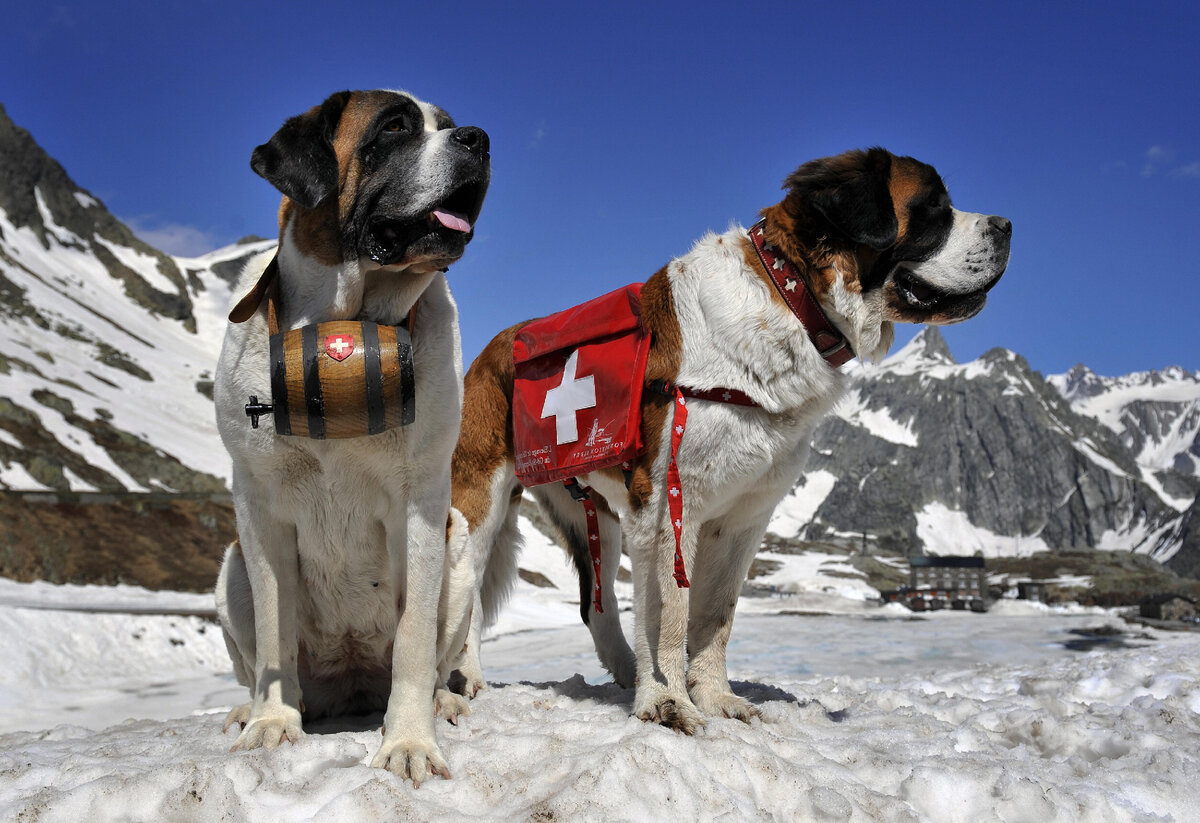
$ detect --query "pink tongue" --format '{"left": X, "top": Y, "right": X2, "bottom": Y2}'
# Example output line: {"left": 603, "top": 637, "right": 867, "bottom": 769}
{"left": 432, "top": 210, "right": 472, "bottom": 233}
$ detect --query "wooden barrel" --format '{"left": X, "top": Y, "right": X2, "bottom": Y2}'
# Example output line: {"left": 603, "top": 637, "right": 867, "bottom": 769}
{"left": 268, "top": 320, "right": 414, "bottom": 439}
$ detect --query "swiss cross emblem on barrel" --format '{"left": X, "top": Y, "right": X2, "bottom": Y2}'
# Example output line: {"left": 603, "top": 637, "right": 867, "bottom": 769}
{"left": 324, "top": 334, "right": 355, "bottom": 362}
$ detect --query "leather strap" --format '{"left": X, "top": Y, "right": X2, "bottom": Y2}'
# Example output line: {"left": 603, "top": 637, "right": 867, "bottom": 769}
{"left": 227, "top": 253, "right": 416, "bottom": 335}
{"left": 747, "top": 220, "right": 855, "bottom": 368}
{"left": 647, "top": 379, "right": 760, "bottom": 409}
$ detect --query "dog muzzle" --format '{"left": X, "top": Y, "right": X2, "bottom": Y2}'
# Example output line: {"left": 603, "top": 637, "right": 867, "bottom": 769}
{"left": 245, "top": 320, "right": 415, "bottom": 439}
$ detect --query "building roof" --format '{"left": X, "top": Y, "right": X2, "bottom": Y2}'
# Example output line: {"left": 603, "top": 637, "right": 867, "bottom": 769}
{"left": 910, "top": 556, "right": 986, "bottom": 568}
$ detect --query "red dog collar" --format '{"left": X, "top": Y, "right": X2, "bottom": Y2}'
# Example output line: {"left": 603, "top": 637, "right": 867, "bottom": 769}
{"left": 747, "top": 220, "right": 855, "bottom": 368}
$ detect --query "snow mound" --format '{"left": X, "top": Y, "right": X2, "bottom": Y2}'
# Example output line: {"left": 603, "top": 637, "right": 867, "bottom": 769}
{"left": 2, "top": 635, "right": 1197, "bottom": 821}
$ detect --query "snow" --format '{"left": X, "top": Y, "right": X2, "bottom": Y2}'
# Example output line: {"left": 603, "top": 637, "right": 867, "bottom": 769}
{"left": 0, "top": 461, "right": 52, "bottom": 491}
{"left": 34, "top": 187, "right": 85, "bottom": 247}
{"left": 916, "top": 502, "right": 1050, "bottom": 558}
{"left": 72, "top": 191, "right": 100, "bottom": 210}
{"left": 767, "top": 469, "right": 838, "bottom": 537}
{"left": 1071, "top": 437, "right": 1131, "bottom": 480}
{"left": 61, "top": 466, "right": 100, "bottom": 492}
{"left": 741, "top": 551, "right": 878, "bottom": 602}
{"left": 835, "top": 388, "right": 919, "bottom": 446}
{"left": 2, "top": 533, "right": 1199, "bottom": 822}
{"left": 91, "top": 235, "right": 181, "bottom": 297}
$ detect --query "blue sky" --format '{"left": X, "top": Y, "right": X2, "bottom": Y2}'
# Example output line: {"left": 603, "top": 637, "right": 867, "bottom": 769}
{"left": 2, "top": 1, "right": 1197, "bottom": 377}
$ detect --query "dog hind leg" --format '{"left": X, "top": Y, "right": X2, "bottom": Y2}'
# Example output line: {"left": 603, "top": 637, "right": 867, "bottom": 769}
{"left": 435, "top": 508, "right": 474, "bottom": 720}
{"left": 534, "top": 483, "right": 636, "bottom": 688}
{"left": 446, "top": 471, "right": 523, "bottom": 696}
{"left": 215, "top": 540, "right": 255, "bottom": 731}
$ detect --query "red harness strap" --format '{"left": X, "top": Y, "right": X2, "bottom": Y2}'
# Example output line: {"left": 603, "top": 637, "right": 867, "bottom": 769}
{"left": 666, "top": 387, "right": 691, "bottom": 587}
{"left": 569, "top": 381, "right": 760, "bottom": 613}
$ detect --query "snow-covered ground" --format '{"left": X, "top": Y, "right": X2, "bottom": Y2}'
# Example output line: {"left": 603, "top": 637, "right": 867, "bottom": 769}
{"left": 1, "top": 547, "right": 1198, "bottom": 822}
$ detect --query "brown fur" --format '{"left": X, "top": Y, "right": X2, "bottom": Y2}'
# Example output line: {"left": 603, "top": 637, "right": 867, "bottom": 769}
{"left": 760, "top": 202, "right": 848, "bottom": 302}
{"left": 451, "top": 323, "right": 526, "bottom": 530}
{"left": 625, "top": 265, "right": 683, "bottom": 509}
{"left": 886, "top": 158, "right": 926, "bottom": 240}
{"left": 453, "top": 265, "right": 686, "bottom": 519}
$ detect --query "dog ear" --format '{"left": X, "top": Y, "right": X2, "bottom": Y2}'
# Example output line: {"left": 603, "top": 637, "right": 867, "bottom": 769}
{"left": 250, "top": 91, "right": 352, "bottom": 209}
{"left": 784, "top": 148, "right": 898, "bottom": 251}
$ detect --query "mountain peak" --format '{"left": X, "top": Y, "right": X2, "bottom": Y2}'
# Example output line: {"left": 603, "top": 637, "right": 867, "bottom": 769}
{"left": 886, "top": 326, "right": 956, "bottom": 367}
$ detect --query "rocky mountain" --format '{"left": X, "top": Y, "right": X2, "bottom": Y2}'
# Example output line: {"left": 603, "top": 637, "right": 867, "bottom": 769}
{"left": 1048, "top": 364, "right": 1200, "bottom": 479}
{"left": 0, "top": 102, "right": 267, "bottom": 494}
{"left": 2, "top": 102, "right": 1198, "bottom": 589}
{"left": 767, "top": 328, "right": 1200, "bottom": 576}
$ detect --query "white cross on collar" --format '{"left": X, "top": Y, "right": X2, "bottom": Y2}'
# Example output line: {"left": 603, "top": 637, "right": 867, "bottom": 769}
{"left": 541, "top": 350, "right": 597, "bottom": 445}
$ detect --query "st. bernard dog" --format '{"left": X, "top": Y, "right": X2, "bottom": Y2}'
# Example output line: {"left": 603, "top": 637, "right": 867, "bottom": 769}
{"left": 444, "top": 148, "right": 1009, "bottom": 733}
{"left": 213, "top": 89, "right": 489, "bottom": 783}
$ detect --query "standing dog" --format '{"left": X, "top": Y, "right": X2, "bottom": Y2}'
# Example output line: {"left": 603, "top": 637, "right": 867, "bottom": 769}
{"left": 445, "top": 148, "right": 1009, "bottom": 732}
{"left": 214, "top": 89, "right": 489, "bottom": 783}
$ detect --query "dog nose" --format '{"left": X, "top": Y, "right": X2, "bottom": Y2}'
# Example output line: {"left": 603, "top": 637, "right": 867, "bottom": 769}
{"left": 987, "top": 215, "right": 1012, "bottom": 237}
{"left": 452, "top": 126, "right": 489, "bottom": 154}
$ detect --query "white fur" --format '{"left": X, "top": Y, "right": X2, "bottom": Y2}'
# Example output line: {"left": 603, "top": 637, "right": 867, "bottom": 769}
{"left": 907, "top": 208, "right": 1005, "bottom": 293}
{"left": 215, "top": 194, "right": 468, "bottom": 781}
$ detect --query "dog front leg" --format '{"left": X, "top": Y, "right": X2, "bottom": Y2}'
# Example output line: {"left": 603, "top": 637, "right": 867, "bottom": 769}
{"left": 229, "top": 504, "right": 303, "bottom": 751}
{"left": 686, "top": 520, "right": 767, "bottom": 722}
{"left": 629, "top": 516, "right": 706, "bottom": 735}
{"left": 371, "top": 484, "right": 451, "bottom": 785}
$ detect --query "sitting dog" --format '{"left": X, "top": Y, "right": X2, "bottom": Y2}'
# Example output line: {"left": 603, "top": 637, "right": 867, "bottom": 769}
{"left": 444, "top": 148, "right": 1009, "bottom": 732}
{"left": 214, "top": 89, "right": 489, "bottom": 783}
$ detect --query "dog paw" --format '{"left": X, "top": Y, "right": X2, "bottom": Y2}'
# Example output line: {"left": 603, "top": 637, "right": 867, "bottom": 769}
{"left": 633, "top": 690, "right": 706, "bottom": 735}
{"left": 434, "top": 688, "right": 471, "bottom": 725}
{"left": 230, "top": 707, "right": 303, "bottom": 751}
{"left": 691, "top": 688, "right": 760, "bottom": 723}
{"left": 222, "top": 703, "right": 252, "bottom": 733}
{"left": 605, "top": 652, "right": 637, "bottom": 690}
{"left": 370, "top": 736, "right": 451, "bottom": 786}
{"left": 448, "top": 667, "right": 487, "bottom": 699}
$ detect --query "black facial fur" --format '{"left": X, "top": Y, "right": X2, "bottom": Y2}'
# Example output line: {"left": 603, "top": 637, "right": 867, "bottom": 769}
{"left": 785, "top": 147, "right": 899, "bottom": 251}
{"left": 250, "top": 91, "right": 352, "bottom": 209}
{"left": 349, "top": 103, "right": 490, "bottom": 267}
{"left": 864, "top": 160, "right": 954, "bottom": 292}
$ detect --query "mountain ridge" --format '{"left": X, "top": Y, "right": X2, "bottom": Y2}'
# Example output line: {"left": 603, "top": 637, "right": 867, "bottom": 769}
{"left": 2, "top": 103, "right": 1198, "bottom": 585}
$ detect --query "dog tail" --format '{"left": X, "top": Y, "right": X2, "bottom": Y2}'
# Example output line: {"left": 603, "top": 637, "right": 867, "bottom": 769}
{"left": 533, "top": 489, "right": 601, "bottom": 627}
{"left": 478, "top": 485, "right": 525, "bottom": 627}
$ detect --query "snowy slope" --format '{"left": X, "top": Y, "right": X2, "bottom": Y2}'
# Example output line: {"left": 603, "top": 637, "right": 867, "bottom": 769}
{"left": 0, "top": 551, "right": 1196, "bottom": 822}
{"left": 1049, "top": 363, "right": 1200, "bottom": 477}
{"left": 0, "top": 103, "right": 272, "bottom": 493}
{"left": 0, "top": 207, "right": 268, "bottom": 490}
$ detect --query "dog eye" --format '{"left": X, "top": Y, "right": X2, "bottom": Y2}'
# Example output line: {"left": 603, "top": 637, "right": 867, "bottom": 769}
{"left": 382, "top": 119, "right": 411, "bottom": 134}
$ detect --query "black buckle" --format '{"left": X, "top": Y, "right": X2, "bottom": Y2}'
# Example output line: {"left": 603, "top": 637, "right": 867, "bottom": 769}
{"left": 563, "top": 478, "right": 591, "bottom": 501}
{"left": 647, "top": 378, "right": 675, "bottom": 397}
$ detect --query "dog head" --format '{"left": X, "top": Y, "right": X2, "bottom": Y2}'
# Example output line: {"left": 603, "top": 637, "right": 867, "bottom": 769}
{"left": 251, "top": 89, "right": 490, "bottom": 274}
{"left": 761, "top": 148, "right": 1010, "bottom": 361}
